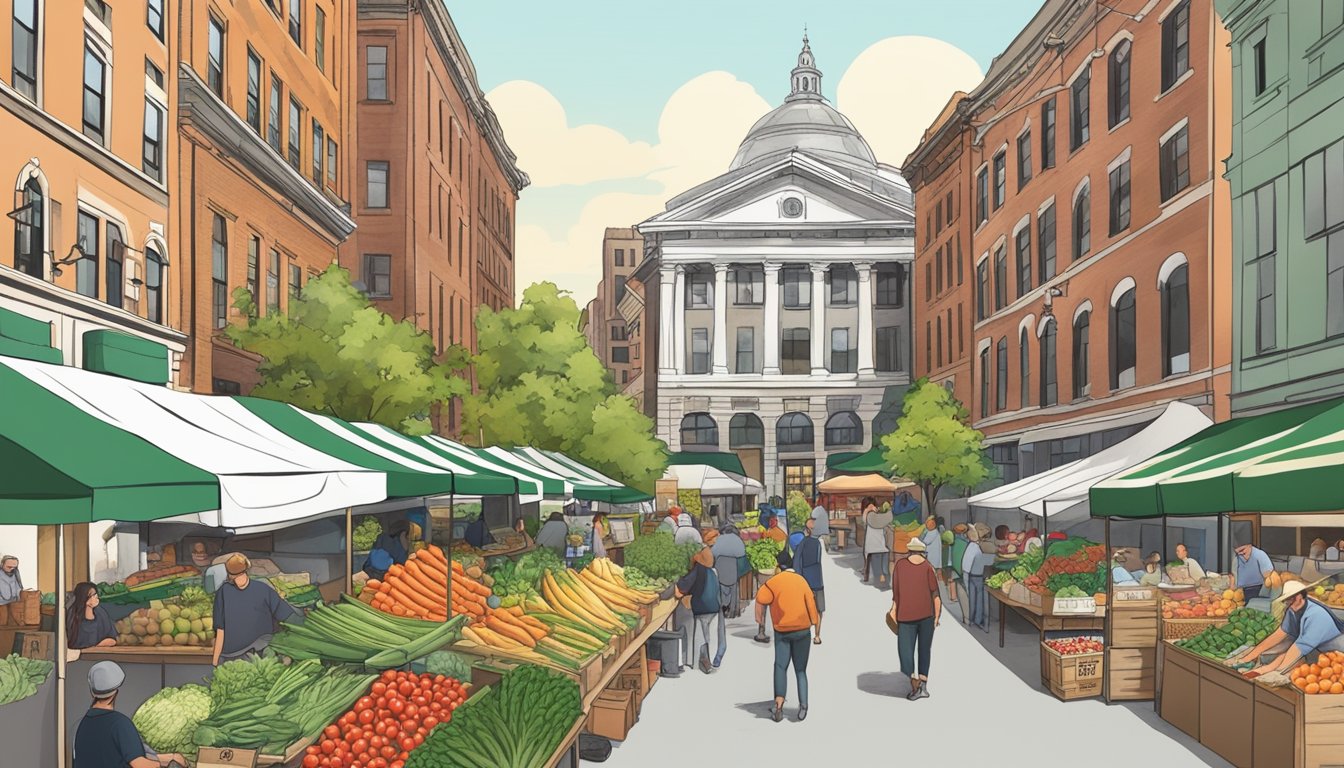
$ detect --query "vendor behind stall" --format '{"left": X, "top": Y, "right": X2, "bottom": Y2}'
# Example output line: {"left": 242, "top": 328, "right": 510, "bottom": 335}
{"left": 74, "top": 661, "right": 185, "bottom": 768}
{"left": 1235, "top": 541, "right": 1275, "bottom": 600}
{"left": 363, "top": 520, "right": 413, "bottom": 581}
{"left": 463, "top": 514, "right": 495, "bottom": 550}
{"left": 67, "top": 582, "right": 117, "bottom": 649}
{"left": 1236, "top": 580, "right": 1344, "bottom": 677}
{"left": 212, "top": 554, "right": 297, "bottom": 665}
{"left": 536, "top": 512, "right": 570, "bottom": 554}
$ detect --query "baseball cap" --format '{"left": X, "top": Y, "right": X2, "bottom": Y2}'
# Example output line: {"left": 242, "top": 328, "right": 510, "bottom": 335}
{"left": 89, "top": 661, "right": 125, "bottom": 696}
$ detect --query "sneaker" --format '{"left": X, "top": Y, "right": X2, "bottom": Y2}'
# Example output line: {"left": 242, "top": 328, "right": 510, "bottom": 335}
{"left": 797, "top": 706, "right": 808, "bottom": 721}
{"left": 906, "top": 686, "right": 922, "bottom": 701}
{"left": 753, "top": 633, "right": 770, "bottom": 644}
{"left": 772, "top": 703, "right": 784, "bottom": 722}
{"left": 915, "top": 685, "right": 930, "bottom": 700}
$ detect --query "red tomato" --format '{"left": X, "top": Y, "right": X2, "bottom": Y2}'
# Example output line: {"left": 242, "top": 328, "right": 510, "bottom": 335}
{"left": 320, "top": 740, "right": 336, "bottom": 755}
{"left": 352, "top": 738, "right": 369, "bottom": 756}
{"left": 324, "top": 725, "right": 340, "bottom": 740}
{"left": 371, "top": 735, "right": 385, "bottom": 750}
{"left": 434, "top": 674, "right": 446, "bottom": 684}
{"left": 388, "top": 698, "right": 405, "bottom": 715}
{"left": 412, "top": 732, "right": 424, "bottom": 745}
{"left": 307, "top": 747, "right": 321, "bottom": 757}
{"left": 400, "top": 737, "right": 416, "bottom": 753}
{"left": 401, "top": 720, "right": 416, "bottom": 733}
{"left": 404, "top": 704, "right": 418, "bottom": 719}
{"left": 358, "top": 709, "right": 375, "bottom": 725}
{"left": 449, "top": 701, "right": 459, "bottom": 710}
{"left": 371, "top": 681, "right": 387, "bottom": 696}
{"left": 398, "top": 681, "right": 415, "bottom": 697}
{"left": 413, "top": 695, "right": 428, "bottom": 707}
{"left": 381, "top": 670, "right": 397, "bottom": 683}
{"left": 302, "top": 756, "right": 320, "bottom": 768}
{"left": 370, "top": 759, "right": 387, "bottom": 768}
{"left": 376, "top": 696, "right": 388, "bottom": 709}
{"left": 422, "top": 716, "right": 439, "bottom": 730}
{"left": 391, "top": 762, "right": 404, "bottom": 768}
{"left": 356, "top": 696, "right": 374, "bottom": 711}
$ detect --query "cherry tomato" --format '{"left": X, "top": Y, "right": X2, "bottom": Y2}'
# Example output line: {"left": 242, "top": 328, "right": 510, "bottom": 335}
{"left": 412, "top": 732, "right": 424, "bottom": 745}
{"left": 357, "top": 696, "right": 374, "bottom": 711}
{"left": 397, "top": 681, "right": 413, "bottom": 697}
{"left": 352, "top": 738, "right": 368, "bottom": 756}
{"left": 413, "top": 695, "right": 428, "bottom": 707}
{"left": 450, "top": 701, "right": 459, "bottom": 710}
{"left": 382, "top": 745, "right": 399, "bottom": 759}
{"left": 381, "top": 670, "right": 397, "bottom": 682}
{"left": 400, "top": 737, "right": 416, "bottom": 753}
{"left": 371, "top": 735, "right": 385, "bottom": 749}
{"left": 376, "top": 696, "right": 388, "bottom": 709}
{"left": 302, "top": 756, "right": 320, "bottom": 768}
{"left": 358, "top": 709, "right": 375, "bottom": 725}
{"left": 320, "top": 740, "right": 336, "bottom": 755}
{"left": 388, "top": 698, "right": 405, "bottom": 715}
{"left": 422, "top": 715, "right": 439, "bottom": 730}
{"left": 404, "top": 704, "right": 418, "bottom": 719}
{"left": 370, "top": 759, "right": 387, "bottom": 768}
{"left": 371, "top": 681, "right": 388, "bottom": 696}
{"left": 391, "top": 762, "right": 404, "bottom": 768}
{"left": 324, "top": 725, "right": 340, "bottom": 740}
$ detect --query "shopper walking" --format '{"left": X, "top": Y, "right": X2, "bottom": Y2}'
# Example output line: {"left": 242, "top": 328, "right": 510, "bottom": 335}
{"left": 794, "top": 516, "right": 825, "bottom": 644}
{"left": 810, "top": 499, "right": 831, "bottom": 552}
{"left": 890, "top": 536, "right": 941, "bottom": 701}
{"left": 674, "top": 546, "right": 721, "bottom": 674}
{"left": 919, "top": 516, "right": 944, "bottom": 588}
{"left": 712, "top": 524, "right": 747, "bottom": 660}
{"left": 755, "top": 550, "right": 820, "bottom": 722}
{"left": 862, "top": 497, "right": 893, "bottom": 586}
{"left": 961, "top": 526, "right": 993, "bottom": 631}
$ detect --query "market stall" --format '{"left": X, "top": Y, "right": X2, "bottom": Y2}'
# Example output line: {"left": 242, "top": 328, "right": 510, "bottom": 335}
{"left": 816, "top": 473, "right": 918, "bottom": 551}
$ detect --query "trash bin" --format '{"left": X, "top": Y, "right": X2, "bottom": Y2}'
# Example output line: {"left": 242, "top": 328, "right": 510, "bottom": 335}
{"left": 646, "top": 631, "right": 682, "bottom": 678}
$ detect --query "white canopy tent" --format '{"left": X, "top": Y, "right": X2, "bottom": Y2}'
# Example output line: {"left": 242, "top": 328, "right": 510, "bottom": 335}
{"left": 968, "top": 401, "right": 1213, "bottom": 524}
{"left": 663, "top": 463, "right": 764, "bottom": 496}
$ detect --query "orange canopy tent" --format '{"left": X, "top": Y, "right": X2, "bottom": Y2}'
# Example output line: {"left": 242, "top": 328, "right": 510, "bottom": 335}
{"left": 816, "top": 473, "right": 914, "bottom": 496}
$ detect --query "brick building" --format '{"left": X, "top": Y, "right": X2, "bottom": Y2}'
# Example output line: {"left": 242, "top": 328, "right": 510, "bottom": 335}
{"left": 904, "top": 0, "right": 1232, "bottom": 488}
{"left": 591, "top": 227, "right": 642, "bottom": 390}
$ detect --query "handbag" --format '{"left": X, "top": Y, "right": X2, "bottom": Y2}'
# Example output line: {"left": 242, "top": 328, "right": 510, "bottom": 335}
{"left": 885, "top": 609, "right": 899, "bottom": 636}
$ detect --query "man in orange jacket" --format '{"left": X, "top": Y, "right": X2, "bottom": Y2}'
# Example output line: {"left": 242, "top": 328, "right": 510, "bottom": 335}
{"left": 755, "top": 550, "right": 820, "bottom": 723}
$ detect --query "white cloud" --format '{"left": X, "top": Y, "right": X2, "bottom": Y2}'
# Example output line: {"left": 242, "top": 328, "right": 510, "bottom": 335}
{"left": 491, "top": 37, "right": 983, "bottom": 304}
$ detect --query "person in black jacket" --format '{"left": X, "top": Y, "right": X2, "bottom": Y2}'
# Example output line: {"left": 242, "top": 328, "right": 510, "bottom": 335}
{"left": 675, "top": 546, "right": 721, "bottom": 675}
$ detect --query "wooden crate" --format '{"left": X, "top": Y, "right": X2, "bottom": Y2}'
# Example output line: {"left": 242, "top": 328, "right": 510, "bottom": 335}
{"left": 1199, "top": 658, "right": 1254, "bottom": 766}
{"left": 1111, "top": 602, "right": 1159, "bottom": 648}
{"left": 1303, "top": 691, "right": 1344, "bottom": 768}
{"left": 1163, "top": 616, "right": 1229, "bottom": 640}
{"left": 1254, "top": 684, "right": 1298, "bottom": 768}
{"left": 1106, "top": 647, "right": 1155, "bottom": 701}
{"left": 1162, "top": 645, "right": 1202, "bottom": 740}
{"left": 1040, "top": 642, "right": 1103, "bottom": 701}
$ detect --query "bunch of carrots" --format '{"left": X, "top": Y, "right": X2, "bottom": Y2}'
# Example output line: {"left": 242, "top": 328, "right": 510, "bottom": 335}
{"left": 467, "top": 605, "right": 549, "bottom": 649}
{"left": 363, "top": 545, "right": 494, "bottom": 621}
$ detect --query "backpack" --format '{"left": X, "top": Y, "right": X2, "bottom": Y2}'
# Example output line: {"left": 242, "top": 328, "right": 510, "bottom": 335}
{"left": 692, "top": 564, "right": 720, "bottom": 615}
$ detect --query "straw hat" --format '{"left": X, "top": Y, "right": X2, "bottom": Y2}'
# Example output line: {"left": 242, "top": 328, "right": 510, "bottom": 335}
{"left": 906, "top": 536, "right": 927, "bottom": 552}
{"left": 1278, "top": 580, "right": 1311, "bottom": 603}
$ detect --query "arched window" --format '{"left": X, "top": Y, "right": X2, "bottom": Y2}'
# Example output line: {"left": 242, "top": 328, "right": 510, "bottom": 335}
{"left": 105, "top": 222, "right": 125, "bottom": 309}
{"left": 978, "top": 345, "right": 989, "bottom": 417}
{"left": 1162, "top": 264, "right": 1190, "bottom": 376}
{"left": 777, "top": 412, "right": 813, "bottom": 450}
{"left": 1039, "top": 319, "right": 1058, "bottom": 406}
{"left": 1019, "top": 328, "right": 1030, "bottom": 409}
{"left": 1073, "top": 310, "right": 1091, "bottom": 399}
{"left": 1111, "top": 287, "right": 1137, "bottom": 389}
{"left": 1073, "top": 183, "right": 1091, "bottom": 262}
{"left": 679, "top": 413, "right": 718, "bottom": 448}
{"left": 824, "top": 412, "right": 863, "bottom": 447}
{"left": 1108, "top": 40, "right": 1131, "bottom": 128}
{"left": 729, "top": 413, "right": 763, "bottom": 448}
{"left": 13, "top": 177, "right": 44, "bottom": 279}
{"left": 146, "top": 245, "right": 166, "bottom": 324}
{"left": 995, "top": 337, "right": 1008, "bottom": 411}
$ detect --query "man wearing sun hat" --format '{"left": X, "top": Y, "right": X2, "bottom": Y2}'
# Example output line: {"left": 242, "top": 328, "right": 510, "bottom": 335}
{"left": 1233, "top": 580, "right": 1344, "bottom": 677}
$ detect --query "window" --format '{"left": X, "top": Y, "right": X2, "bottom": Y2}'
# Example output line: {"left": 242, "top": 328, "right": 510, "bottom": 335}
{"left": 268, "top": 76, "right": 283, "bottom": 150}
{"left": 613, "top": 248, "right": 624, "bottom": 267}
{"left": 366, "top": 161, "right": 389, "bottom": 208}
{"left": 362, "top": 254, "right": 391, "bottom": 299}
{"left": 958, "top": 305, "right": 965, "bottom": 357}
{"left": 326, "top": 138, "right": 338, "bottom": 186}
{"left": 266, "top": 249, "right": 280, "bottom": 314}
{"left": 1162, "top": 0, "right": 1191, "bottom": 91}
{"left": 976, "top": 260, "right": 989, "bottom": 320}
{"left": 946, "top": 191, "right": 954, "bottom": 225}
{"left": 1074, "top": 185, "right": 1091, "bottom": 260}
{"left": 290, "top": 264, "right": 301, "bottom": 300}
{"left": 947, "top": 245, "right": 955, "bottom": 289}
{"left": 246, "top": 236, "right": 259, "bottom": 313}
{"left": 1302, "top": 139, "right": 1344, "bottom": 239}
{"left": 830, "top": 328, "right": 855, "bottom": 373}
{"left": 1041, "top": 98, "right": 1057, "bottom": 170}
{"left": 777, "top": 413, "right": 813, "bottom": 450}
{"left": 82, "top": 46, "right": 106, "bottom": 144}
{"left": 1070, "top": 67, "right": 1090, "bottom": 151}
{"left": 75, "top": 210, "right": 99, "bottom": 298}
{"left": 12, "top": 0, "right": 38, "bottom": 100}
{"left": 729, "top": 414, "right": 764, "bottom": 447}
{"left": 876, "top": 266, "right": 904, "bottom": 307}
{"left": 611, "top": 347, "right": 629, "bottom": 364}
{"left": 924, "top": 263, "right": 931, "bottom": 302}
{"left": 1015, "top": 225, "right": 1032, "bottom": 298}
{"left": 288, "top": 0, "right": 303, "bottom": 46}
{"left": 992, "top": 151, "right": 1006, "bottom": 210}
{"left": 829, "top": 266, "right": 857, "bottom": 305}
{"left": 876, "top": 326, "right": 901, "bottom": 372}
{"left": 957, "top": 238, "right": 964, "bottom": 285}
{"left": 735, "top": 327, "right": 755, "bottom": 373}
{"left": 611, "top": 325, "right": 628, "bottom": 342}
{"left": 734, "top": 268, "right": 763, "bottom": 304}
{"left": 105, "top": 223, "right": 124, "bottom": 309}
{"left": 147, "top": 0, "right": 163, "bottom": 39}
{"left": 1109, "top": 161, "right": 1131, "bottom": 234}
{"left": 1019, "top": 328, "right": 1030, "bottom": 409}
{"left": 680, "top": 413, "right": 718, "bottom": 447}
{"left": 776, "top": 267, "right": 808, "bottom": 308}
{"left": 1252, "top": 38, "right": 1267, "bottom": 96}
{"left": 366, "top": 46, "right": 388, "bottom": 100}
{"left": 925, "top": 322, "right": 931, "bottom": 375}
{"left": 1017, "top": 131, "right": 1033, "bottom": 189}
{"left": 1073, "top": 311, "right": 1091, "bottom": 399}
{"left": 1111, "top": 287, "right": 1137, "bottom": 389}
{"left": 825, "top": 412, "right": 863, "bottom": 447}
{"left": 1038, "top": 204, "right": 1057, "bottom": 282}
{"left": 1253, "top": 183, "right": 1276, "bottom": 352}
{"left": 976, "top": 167, "right": 988, "bottom": 224}
{"left": 1160, "top": 126, "right": 1190, "bottom": 202}
{"left": 995, "top": 338, "right": 1008, "bottom": 411}
{"left": 288, "top": 98, "right": 302, "bottom": 170}
{"left": 1329, "top": 233, "right": 1344, "bottom": 338}
{"left": 614, "top": 276, "right": 628, "bottom": 303}
{"left": 935, "top": 201, "right": 943, "bottom": 234}
{"left": 935, "top": 315, "right": 943, "bottom": 366}
{"left": 979, "top": 347, "right": 990, "bottom": 416}
{"left": 689, "top": 328, "right": 710, "bottom": 374}
{"left": 781, "top": 328, "right": 810, "bottom": 374}
{"left": 311, "top": 121, "right": 325, "bottom": 184}
{"left": 211, "top": 214, "right": 227, "bottom": 328}
{"left": 245, "top": 51, "right": 262, "bottom": 133}
{"left": 145, "top": 247, "right": 164, "bottom": 323}
{"left": 1109, "top": 40, "right": 1131, "bottom": 128}
{"left": 13, "top": 179, "right": 43, "bottom": 279}
{"left": 213, "top": 379, "right": 241, "bottom": 396}
{"left": 142, "top": 100, "right": 164, "bottom": 181}
{"left": 1039, "top": 320, "right": 1058, "bottom": 406}
{"left": 315, "top": 7, "right": 326, "bottom": 72}
{"left": 1162, "top": 264, "right": 1190, "bottom": 376}
{"left": 687, "top": 271, "right": 713, "bottom": 308}
{"left": 207, "top": 15, "right": 225, "bottom": 97}
{"left": 993, "top": 245, "right": 1007, "bottom": 311}
{"left": 1327, "top": 2, "right": 1344, "bottom": 33}
{"left": 935, "top": 247, "right": 944, "bottom": 294}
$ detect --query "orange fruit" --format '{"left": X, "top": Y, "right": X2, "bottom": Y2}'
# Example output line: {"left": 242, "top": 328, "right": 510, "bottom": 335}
{"left": 1295, "top": 677, "right": 1308, "bottom": 689}
{"left": 1307, "top": 683, "right": 1320, "bottom": 694}
{"left": 1311, "top": 664, "right": 1322, "bottom": 676}
{"left": 1308, "top": 674, "right": 1319, "bottom": 685}
{"left": 1332, "top": 682, "right": 1343, "bottom": 695}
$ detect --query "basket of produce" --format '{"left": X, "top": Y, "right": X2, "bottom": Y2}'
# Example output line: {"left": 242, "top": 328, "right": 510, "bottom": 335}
{"left": 1174, "top": 607, "right": 1278, "bottom": 659}
{"left": 1163, "top": 617, "right": 1230, "bottom": 640}
{"left": 1040, "top": 636, "right": 1104, "bottom": 701}
{"left": 114, "top": 587, "right": 216, "bottom": 648}
{"left": 1288, "top": 649, "right": 1344, "bottom": 695}
{"left": 625, "top": 532, "right": 698, "bottom": 582}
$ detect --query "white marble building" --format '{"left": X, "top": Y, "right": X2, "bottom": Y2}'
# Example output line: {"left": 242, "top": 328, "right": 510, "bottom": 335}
{"left": 634, "top": 36, "right": 915, "bottom": 500}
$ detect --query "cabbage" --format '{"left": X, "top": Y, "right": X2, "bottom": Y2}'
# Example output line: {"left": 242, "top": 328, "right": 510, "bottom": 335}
{"left": 133, "top": 684, "right": 211, "bottom": 756}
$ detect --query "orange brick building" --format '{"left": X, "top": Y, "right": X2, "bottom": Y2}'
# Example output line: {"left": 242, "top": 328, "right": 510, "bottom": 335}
{"left": 905, "top": 0, "right": 1232, "bottom": 486}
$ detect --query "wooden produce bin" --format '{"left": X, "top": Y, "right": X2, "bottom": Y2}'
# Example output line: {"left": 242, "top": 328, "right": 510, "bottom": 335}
{"left": 1040, "top": 641, "right": 1104, "bottom": 701}
{"left": 1106, "top": 598, "right": 1158, "bottom": 701}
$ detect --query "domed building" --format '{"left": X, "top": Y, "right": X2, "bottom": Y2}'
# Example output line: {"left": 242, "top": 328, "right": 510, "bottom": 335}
{"left": 634, "top": 36, "right": 916, "bottom": 502}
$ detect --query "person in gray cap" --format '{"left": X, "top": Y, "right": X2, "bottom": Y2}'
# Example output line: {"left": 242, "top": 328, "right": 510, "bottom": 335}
{"left": 74, "top": 661, "right": 185, "bottom": 768}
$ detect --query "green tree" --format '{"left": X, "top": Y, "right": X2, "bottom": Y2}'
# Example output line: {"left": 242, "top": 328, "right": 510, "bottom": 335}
{"left": 880, "top": 378, "right": 995, "bottom": 509}
{"left": 226, "top": 265, "right": 467, "bottom": 435}
{"left": 464, "top": 282, "right": 667, "bottom": 490}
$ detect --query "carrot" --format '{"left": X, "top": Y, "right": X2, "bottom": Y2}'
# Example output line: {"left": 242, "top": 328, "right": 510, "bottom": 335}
{"left": 388, "top": 582, "right": 440, "bottom": 614}
{"left": 486, "top": 614, "right": 536, "bottom": 647}
{"left": 415, "top": 551, "right": 448, "bottom": 577}
{"left": 498, "top": 612, "right": 547, "bottom": 642}
{"left": 366, "top": 579, "right": 383, "bottom": 591}
{"left": 425, "top": 545, "right": 449, "bottom": 566}
{"left": 405, "top": 560, "right": 449, "bottom": 600}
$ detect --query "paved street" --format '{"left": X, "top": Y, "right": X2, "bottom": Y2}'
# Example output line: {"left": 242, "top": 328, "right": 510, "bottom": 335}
{"left": 604, "top": 547, "right": 1231, "bottom": 767}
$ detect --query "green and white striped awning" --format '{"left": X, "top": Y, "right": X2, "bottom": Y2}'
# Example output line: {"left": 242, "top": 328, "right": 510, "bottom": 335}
{"left": 1090, "top": 397, "right": 1344, "bottom": 518}
{"left": 508, "top": 448, "right": 653, "bottom": 504}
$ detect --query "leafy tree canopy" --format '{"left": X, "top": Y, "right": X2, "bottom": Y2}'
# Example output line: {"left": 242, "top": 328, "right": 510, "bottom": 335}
{"left": 880, "top": 378, "right": 996, "bottom": 508}
{"left": 227, "top": 265, "right": 467, "bottom": 435}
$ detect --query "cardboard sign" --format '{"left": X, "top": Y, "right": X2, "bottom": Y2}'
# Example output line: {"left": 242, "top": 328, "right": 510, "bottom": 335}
{"left": 195, "top": 747, "right": 258, "bottom": 768}
{"left": 18, "top": 630, "right": 51, "bottom": 661}
{"left": 655, "top": 479, "right": 678, "bottom": 512}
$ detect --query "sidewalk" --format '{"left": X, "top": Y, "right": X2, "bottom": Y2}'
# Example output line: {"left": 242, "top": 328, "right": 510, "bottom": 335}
{"left": 602, "top": 546, "right": 1230, "bottom": 767}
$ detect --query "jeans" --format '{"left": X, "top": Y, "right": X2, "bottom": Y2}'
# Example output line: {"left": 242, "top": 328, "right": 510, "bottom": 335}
{"left": 773, "top": 628, "right": 811, "bottom": 706}
{"left": 866, "top": 552, "right": 890, "bottom": 582}
{"left": 965, "top": 573, "right": 987, "bottom": 628}
{"left": 719, "top": 581, "right": 739, "bottom": 617}
{"left": 897, "top": 616, "right": 935, "bottom": 678}
{"left": 691, "top": 613, "right": 718, "bottom": 667}
{"left": 712, "top": 607, "right": 728, "bottom": 666}
{"left": 675, "top": 602, "right": 694, "bottom": 667}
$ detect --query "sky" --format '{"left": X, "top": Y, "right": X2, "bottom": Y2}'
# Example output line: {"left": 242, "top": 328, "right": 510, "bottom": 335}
{"left": 448, "top": 0, "right": 1046, "bottom": 304}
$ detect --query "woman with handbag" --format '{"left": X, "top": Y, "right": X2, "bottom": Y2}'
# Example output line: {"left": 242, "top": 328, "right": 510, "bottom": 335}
{"left": 889, "top": 536, "right": 941, "bottom": 701}
{"left": 862, "top": 497, "right": 893, "bottom": 586}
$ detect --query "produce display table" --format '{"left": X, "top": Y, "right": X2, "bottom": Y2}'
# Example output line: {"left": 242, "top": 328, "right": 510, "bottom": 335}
{"left": 78, "top": 646, "right": 214, "bottom": 665}
{"left": 829, "top": 519, "right": 853, "bottom": 550}
{"left": 1158, "top": 640, "right": 1344, "bottom": 768}
{"left": 581, "top": 598, "right": 675, "bottom": 711}
{"left": 990, "top": 588, "right": 1105, "bottom": 649}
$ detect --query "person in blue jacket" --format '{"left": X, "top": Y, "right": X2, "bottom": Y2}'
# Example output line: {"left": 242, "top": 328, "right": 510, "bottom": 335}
{"left": 793, "top": 515, "right": 825, "bottom": 644}
{"left": 363, "top": 520, "right": 411, "bottom": 581}
{"left": 1236, "top": 580, "right": 1344, "bottom": 677}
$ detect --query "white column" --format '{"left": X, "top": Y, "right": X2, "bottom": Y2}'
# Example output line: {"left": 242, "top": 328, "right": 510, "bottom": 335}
{"left": 672, "top": 264, "right": 686, "bottom": 374}
{"left": 856, "top": 262, "right": 875, "bottom": 376}
{"left": 658, "top": 264, "right": 676, "bottom": 374}
{"left": 762, "top": 261, "right": 781, "bottom": 375}
{"left": 809, "top": 263, "right": 827, "bottom": 375}
{"left": 712, "top": 263, "right": 729, "bottom": 374}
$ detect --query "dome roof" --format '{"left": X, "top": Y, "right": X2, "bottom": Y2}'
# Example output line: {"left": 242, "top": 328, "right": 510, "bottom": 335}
{"left": 728, "top": 34, "right": 877, "bottom": 172}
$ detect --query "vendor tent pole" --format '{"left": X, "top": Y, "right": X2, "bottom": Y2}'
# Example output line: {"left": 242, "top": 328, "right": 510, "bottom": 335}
{"left": 56, "top": 523, "right": 66, "bottom": 768}
{"left": 1104, "top": 515, "right": 1111, "bottom": 702}
{"left": 1162, "top": 516, "right": 1169, "bottom": 571}
{"left": 345, "top": 507, "right": 354, "bottom": 595}
{"left": 1217, "top": 515, "right": 1225, "bottom": 573}
{"left": 446, "top": 493, "right": 454, "bottom": 620}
